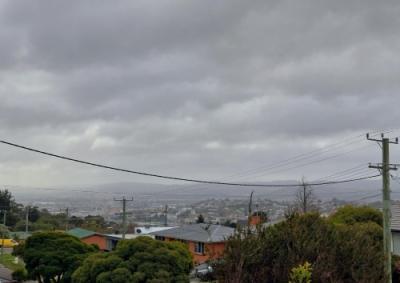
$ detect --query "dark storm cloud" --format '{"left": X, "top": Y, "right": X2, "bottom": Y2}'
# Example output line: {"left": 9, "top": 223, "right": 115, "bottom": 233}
{"left": 0, "top": 0, "right": 399, "bottom": 187}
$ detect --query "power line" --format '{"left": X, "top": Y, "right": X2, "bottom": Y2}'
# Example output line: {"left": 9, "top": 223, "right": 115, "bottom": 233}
{"left": 241, "top": 142, "right": 374, "bottom": 180}
{"left": 140, "top": 133, "right": 379, "bottom": 196}
{"left": 0, "top": 139, "right": 381, "bottom": 187}
{"left": 315, "top": 169, "right": 373, "bottom": 183}
{"left": 350, "top": 193, "right": 382, "bottom": 202}
{"left": 224, "top": 130, "right": 395, "bottom": 181}
{"left": 4, "top": 184, "right": 127, "bottom": 196}
{"left": 218, "top": 133, "right": 367, "bottom": 179}
{"left": 143, "top": 163, "right": 376, "bottom": 197}
{"left": 312, "top": 164, "right": 367, "bottom": 181}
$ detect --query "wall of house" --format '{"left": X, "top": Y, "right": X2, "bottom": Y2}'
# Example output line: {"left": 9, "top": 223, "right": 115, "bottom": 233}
{"left": 189, "top": 242, "right": 226, "bottom": 264}
{"left": 393, "top": 231, "right": 400, "bottom": 255}
{"left": 162, "top": 237, "right": 226, "bottom": 264}
{"left": 82, "top": 235, "right": 107, "bottom": 250}
{"left": 249, "top": 215, "right": 262, "bottom": 226}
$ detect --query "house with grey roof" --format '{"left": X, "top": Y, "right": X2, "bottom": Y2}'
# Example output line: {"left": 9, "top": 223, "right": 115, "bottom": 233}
{"left": 151, "top": 223, "right": 235, "bottom": 264}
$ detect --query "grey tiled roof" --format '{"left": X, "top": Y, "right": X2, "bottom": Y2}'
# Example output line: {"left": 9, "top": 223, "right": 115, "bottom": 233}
{"left": 150, "top": 224, "right": 235, "bottom": 243}
{"left": 392, "top": 203, "right": 400, "bottom": 231}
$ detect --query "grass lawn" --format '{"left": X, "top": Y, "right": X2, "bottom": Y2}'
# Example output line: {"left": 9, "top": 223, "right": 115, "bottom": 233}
{"left": 0, "top": 253, "right": 25, "bottom": 271}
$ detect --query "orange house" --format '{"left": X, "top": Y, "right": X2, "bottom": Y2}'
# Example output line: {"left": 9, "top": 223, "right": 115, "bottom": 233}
{"left": 151, "top": 224, "right": 235, "bottom": 265}
{"left": 67, "top": 228, "right": 120, "bottom": 251}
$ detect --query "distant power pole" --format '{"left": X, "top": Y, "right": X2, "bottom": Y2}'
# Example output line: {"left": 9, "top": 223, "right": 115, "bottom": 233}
{"left": 65, "top": 208, "right": 69, "bottom": 231}
{"left": 25, "top": 206, "right": 29, "bottom": 233}
{"left": 248, "top": 191, "right": 254, "bottom": 216}
{"left": 164, "top": 205, "right": 168, "bottom": 227}
{"left": 367, "top": 133, "right": 399, "bottom": 283}
{"left": 302, "top": 181, "right": 307, "bottom": 213}
{"left": 114, "top": 197, "right": 133, "bottom": 239}
{"left": 2, "top": 210, "right": 6, "bottom": 226}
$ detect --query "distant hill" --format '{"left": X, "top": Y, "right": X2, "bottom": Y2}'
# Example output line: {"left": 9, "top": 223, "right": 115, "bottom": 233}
{"left": 9, "top": 178, "right": 396, "bottom": 204}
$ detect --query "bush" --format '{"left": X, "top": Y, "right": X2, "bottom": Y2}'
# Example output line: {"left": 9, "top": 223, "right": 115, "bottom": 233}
{"left": 217, "top": 207, "right": 385, "bottom": 282}
{"left": 289, "top": 262, "right": 312, "bottom": 283}
{"left": 12, "top": 268, "right": 28, "bottom": 282}
{"left": 72, "top": 236, "right": 193, "bottom": 283}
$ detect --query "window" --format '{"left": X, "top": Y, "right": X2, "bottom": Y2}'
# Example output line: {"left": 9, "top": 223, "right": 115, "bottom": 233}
{"left": 155, "top": 236, "right": 165, "bottom": 241}
{"left": 194, "top": 242, "right": 205, "bottom": 254}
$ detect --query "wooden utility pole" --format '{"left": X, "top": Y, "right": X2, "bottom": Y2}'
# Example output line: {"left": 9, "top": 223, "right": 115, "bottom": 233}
{"left": 302, "top": 181, "right": 307, "bottom": 213}
{"left": 247, "top": 191, "right": 254, "bottom": 228}
{"left": 368, "top": 133, "right": 398, "bottom": 283}
{"left": 164, "top": 205, "right": 168, "bottom": 227}
{"left": 65, "top": 207, "right": 69, "bottom": 231}
{"left": 114, "top": 197, "right": 133, "bottom": 239}
{"left": 25, "top": 206, "right": 29, "bottom": 233}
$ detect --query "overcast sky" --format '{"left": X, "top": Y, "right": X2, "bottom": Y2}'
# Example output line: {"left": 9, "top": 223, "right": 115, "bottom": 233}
{"left": 1, "top": 1, "right": 400, "bottom": 190}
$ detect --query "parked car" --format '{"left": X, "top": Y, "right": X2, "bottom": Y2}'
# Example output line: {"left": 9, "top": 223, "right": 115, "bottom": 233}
{"left": 0, "top": 239, "right": 19, "bottom": 248}
{"left": 191, "top": 263, "right": 214, "bottom": 281}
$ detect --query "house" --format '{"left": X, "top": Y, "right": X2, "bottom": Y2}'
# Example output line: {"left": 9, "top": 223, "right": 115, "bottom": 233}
{"left": 67, "top": 228, "right": 120, "bottom": 251}
{"left": 134, "top": 226, "right": 174, "bottom": 235}
{"left": 151, "top": 223, "right": 235, "bottom": 264}
{"left": 392, "top": 203, "right": 400, "bottom": 255}
{"left": 106, "top": 226, "right": 175, "bottom": 241}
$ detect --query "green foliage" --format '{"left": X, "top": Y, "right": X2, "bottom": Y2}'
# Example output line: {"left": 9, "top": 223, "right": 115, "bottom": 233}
{"left": 12, "top": 241, "right": 25, "bottom": 257}
{"left": 72, "top": 236, "right": 193, "bottom": 283}
{"left": 0, "top": 224, "right": 10, "bottom": 238}
{"left": 0, "top": 253, "right": 25, "bottom": 271}
{"left": 0, "top": 189, "right": 112, "bottom": 233}
{"left": 21, "top": 232, "right": 97, "bottom": 283}
{"left": 289, "top": 262, "right": 312, "bottom": 283}
{"left": 217, "top": 207, "right": 385, "bottom": 283}
{"left": 335, "top": 222, "right": 384, "bottom": 281}
{"left": 329, "top": 205, "right": 382, "bottom": 226}
{"left": 0, "top": 189, "right": 24, "bottom": 227}
{"left": 12, "top": 268, "right": 29, "bottom": 282}
{"left": 215, "top": 228, "right": 264, "bottom": 283}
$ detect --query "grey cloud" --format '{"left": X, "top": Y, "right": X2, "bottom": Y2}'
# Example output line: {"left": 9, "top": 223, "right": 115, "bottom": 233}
{"left": 3, "top": 1, "right": 249, "bottom": 70}
{"left": 0, "top": 1, "right": 399, "bottom": 187}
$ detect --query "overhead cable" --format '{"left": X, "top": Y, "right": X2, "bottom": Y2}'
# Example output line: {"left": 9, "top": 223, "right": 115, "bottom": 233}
{"left": 0, "top": 139, "right": 381, "bottom": 187}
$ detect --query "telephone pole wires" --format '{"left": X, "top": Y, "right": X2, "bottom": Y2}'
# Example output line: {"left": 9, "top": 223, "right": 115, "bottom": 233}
{"left": 114, "top": 197, "right": 133, "bottom": 240}
{"left": 367, "top": 133, "right": 399, "bottom": 283}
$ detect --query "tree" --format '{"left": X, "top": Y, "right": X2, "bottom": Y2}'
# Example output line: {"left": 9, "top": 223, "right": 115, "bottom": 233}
{"left": 0, "top": 224, "right": 10, "bottom": 238}
{"left": 196, "top": 214, "right": 205, "bottom": 224}
{"left": 29, "top": 206, "right": 41, "bottom": 223}
{"left": 294, "top": 179, "right": 318, "bottom": 214}
{"left": 335, "top": 222, "right": 384, "bottom": 282}
{"left": 21, "top": 232, "right": 97, "bottom": 283}
{"left": 215, "top": 228, "right": 265, "bottom": 283}
{"left": 72, "top": 236, "right": 193, "bottom": 283}
{"left": 217, "top": 208, "right": 386, "bottom": 282}
{"left": 329, "top": 205, "right": 382, "bottom": 226}
{"left": 0, "top": 189, "right": 13, "bottom": 211}
{"left": 12, "top": 268, "right": 28, "bottom": 282}
{"left": 79, "top": 215, "right": 107, "bottom": 232}
{"left": 0, "top": 189, "right": 24, "bottom": 227}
